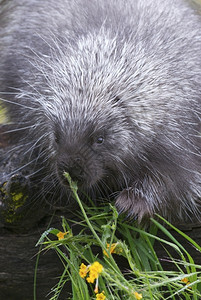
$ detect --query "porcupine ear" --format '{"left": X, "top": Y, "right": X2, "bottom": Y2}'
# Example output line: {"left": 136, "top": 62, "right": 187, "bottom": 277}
{"left": 115, "top": 186, "right": 155, "bottom": 223}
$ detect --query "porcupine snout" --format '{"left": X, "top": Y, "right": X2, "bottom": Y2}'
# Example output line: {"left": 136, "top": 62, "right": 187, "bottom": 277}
{"left": 57, "top": 155, "right": 85, "bottom": 185}
{"left": 67, "top": 157, "right": 84, "bottom": 183}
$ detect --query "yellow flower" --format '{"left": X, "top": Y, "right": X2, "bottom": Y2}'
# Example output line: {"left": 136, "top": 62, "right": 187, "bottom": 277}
{"left": 181, "top": 277, "right": 192, "bottom": 289}
{"left": 79, "top": 261, "right": 103, "bottom": 283}
{"left": 181, "top": 277, "right": 189, "bottom": 284}
{"left": 96, "top": 291, "right": 106, "bottom": 300}
{"left": 56, "top": 231, "right": 69, "bottom": 240}
{"left": 181, "top": 277, "right": 189, "bottom": 283}
{"left": 103, "top": 242, "right": 123, "bottom": 257}
{"left": 86, "top": 261, "right": 103, "bottom": 283}
{"left": 86, "top": 273, "right": 97, "bottom": 283}
{"left": 134, "top": 291, "right": 143, "bottom": 300}
{"left": 90, "top": 261, "right": 103, "bottom": 274}
{"left": 79, "top": 263, "right": 88, "bottom": 278}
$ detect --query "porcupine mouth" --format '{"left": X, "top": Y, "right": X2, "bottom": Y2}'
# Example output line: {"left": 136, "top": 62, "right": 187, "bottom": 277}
{"left": 56, "top": 165, "right": 91, "bottom": 190}
{"left": 58, "top": 172, "right": 84, "bottom": 187}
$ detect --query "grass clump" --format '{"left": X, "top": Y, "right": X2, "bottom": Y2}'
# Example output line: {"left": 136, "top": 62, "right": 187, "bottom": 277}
{"left": 36, "top": 173, "right": 201, "bottom": 299}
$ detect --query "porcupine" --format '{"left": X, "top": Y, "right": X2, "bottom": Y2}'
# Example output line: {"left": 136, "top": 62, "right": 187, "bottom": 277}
{"left": 0, "top": 0, "right": 200, "bottom": 222}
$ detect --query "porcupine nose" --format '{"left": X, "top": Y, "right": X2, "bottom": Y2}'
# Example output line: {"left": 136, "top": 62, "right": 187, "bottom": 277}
{"left": 66, "top": 157, "right": 84, "bottom": 183}
{"left": 58, "top": 156, "right": 84, "bottom": 185}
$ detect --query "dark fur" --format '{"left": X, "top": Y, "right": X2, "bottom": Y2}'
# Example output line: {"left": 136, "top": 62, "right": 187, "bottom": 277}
{"left": 0, "top": 0, "right": 201, "bottom": 221}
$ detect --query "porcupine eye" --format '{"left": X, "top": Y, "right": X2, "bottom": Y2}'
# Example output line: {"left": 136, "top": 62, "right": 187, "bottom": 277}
{"left": 96, "top": 136, "right": 104, "bottom": 144}
{"left": 89, "top": 135, "right": 104, "bottom": 147}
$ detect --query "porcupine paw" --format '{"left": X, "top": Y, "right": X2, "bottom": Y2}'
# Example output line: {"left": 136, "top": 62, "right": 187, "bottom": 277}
{"left": 115, "top": 187, "right": 153, "bottom": 222}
